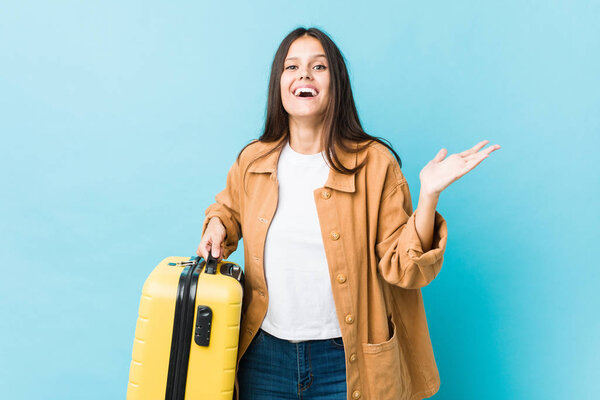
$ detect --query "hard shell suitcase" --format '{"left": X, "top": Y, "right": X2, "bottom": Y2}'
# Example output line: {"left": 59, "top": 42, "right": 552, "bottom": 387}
{"left": 127, "top": 254, "right": 244, "bottom": 400}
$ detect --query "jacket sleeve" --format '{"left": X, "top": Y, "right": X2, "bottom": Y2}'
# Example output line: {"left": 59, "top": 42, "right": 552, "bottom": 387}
{"left": 375, "top": 179, "right": 448, "bottom": 289}
{"left": 201, "top": 158, "right": 243, "bottom": 259}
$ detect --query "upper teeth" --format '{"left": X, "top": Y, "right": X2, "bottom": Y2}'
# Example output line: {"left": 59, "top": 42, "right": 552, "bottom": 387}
{"left": 294, "top": 87, "right": 317, "bottom": 96}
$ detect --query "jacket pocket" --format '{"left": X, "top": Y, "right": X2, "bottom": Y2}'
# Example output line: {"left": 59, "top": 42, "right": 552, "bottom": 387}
{"left": 361, "top": 316, "right": 407, "bottom": 400}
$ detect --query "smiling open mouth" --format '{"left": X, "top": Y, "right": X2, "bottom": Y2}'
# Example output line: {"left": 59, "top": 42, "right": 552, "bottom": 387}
{"left": 294, "top": 88, "right": 318, "bottom": 98}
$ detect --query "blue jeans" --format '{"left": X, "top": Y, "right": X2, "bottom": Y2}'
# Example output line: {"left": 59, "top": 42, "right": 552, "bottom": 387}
{"left": 238, "top": 328, "right": 347, "bottom": 399}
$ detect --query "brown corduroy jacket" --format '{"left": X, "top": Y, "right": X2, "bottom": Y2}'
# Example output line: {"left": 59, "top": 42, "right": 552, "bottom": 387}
{"left": 201, "top": 137, "right": 448, "bottom": 400}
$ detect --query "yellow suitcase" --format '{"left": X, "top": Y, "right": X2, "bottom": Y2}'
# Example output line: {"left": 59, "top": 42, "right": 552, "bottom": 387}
{"left": 127, "top": 255, "right": 244, "bottom": 400}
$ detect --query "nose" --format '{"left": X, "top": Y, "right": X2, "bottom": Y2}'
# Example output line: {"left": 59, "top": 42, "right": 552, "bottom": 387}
{"left": 299, "top": 66, "right": 312, "bottom": 80}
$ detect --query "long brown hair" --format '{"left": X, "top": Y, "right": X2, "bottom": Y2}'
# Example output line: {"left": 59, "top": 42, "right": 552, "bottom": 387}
{"left": 237, "top": 26, "right": 402, "bottom": 173}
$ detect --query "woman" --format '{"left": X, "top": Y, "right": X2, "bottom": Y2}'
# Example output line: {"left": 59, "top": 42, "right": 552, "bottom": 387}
{"left": 197, "top": 27, "right": 500, "bottom": 400}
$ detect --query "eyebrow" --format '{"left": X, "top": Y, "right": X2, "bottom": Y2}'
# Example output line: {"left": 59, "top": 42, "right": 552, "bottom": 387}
{"left": 285, "top": 54, "right": 327, "bottom": 61}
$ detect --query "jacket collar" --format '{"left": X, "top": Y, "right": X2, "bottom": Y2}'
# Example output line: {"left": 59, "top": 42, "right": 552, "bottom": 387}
{"left": 247, "top": 137, "right": 367, "bottom": 193}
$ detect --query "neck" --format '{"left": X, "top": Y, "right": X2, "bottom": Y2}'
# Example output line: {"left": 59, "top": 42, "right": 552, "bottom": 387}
{"left": 287, "top": 116, "right": 325, "bottom": 154}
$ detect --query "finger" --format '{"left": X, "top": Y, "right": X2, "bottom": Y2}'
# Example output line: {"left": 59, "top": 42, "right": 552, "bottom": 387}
{"left": 464, "top": 144, "right": 500, "bottom": 161}
{"left": 464, "top": 145, "right": 497, "bottom": 160}
{"left": 486, "top": 144, "right": 501, "bottom": 154}
{"left": 434, "top": 148, "right": 447, "bottom": 162}
{"left": 200, "top": 237, "right": 212, "bottom": 259}
{"left": 458, "top": 140, "right": 489, "bottom": 157}
{"left": 197, "top": 240, "right": 207, "bottom": 259}
{"left": 211, "top": 242, "right": 221, "bottom": 259}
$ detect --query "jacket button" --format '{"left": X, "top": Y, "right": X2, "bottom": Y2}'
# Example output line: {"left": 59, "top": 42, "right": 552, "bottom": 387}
{"left": 321, "top": 191, "right": 331, "bottom": 199}
{"left": 352, "top": 390, "right": 361, "bottom": 399}
{"left": 349, "top": 353, "right": 357, "bottom": 363}
{"left": 336, "top": 274, "right": 347, "bottom": 284}
{"left": 258, "top": 217, "right": 268, "bottom": 223}
{"left": 330, "top": 231, "right": 340, "bottom": 241}
{"left": 345, "top": 314, "right": 354, "bottom": 324}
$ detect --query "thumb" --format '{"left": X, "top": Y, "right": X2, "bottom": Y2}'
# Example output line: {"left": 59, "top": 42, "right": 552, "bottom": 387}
{"left": 433, "top": 148, "right": 447, "bottom": 162}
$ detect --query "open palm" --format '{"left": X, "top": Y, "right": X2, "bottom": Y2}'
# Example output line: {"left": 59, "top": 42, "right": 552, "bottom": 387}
{"left": 419, "top": 140, "right": 501, "bottom": 196}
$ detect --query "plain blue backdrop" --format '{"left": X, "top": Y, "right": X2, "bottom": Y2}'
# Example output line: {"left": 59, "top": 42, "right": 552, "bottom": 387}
{"left": 1, "top": 1, "right": 598, "bottom": 399}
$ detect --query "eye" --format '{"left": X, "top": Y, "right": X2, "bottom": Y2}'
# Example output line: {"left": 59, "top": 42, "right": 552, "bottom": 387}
{"left": 284, "top": 64, "right": 327, "bottom": 71}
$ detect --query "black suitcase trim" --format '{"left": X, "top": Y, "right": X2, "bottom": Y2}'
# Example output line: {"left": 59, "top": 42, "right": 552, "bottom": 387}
{"left": 163, "top": 256, "right": 245, "bottom": 400}
{"left": 165, "top": 259, "right": 202, "bottom": 400}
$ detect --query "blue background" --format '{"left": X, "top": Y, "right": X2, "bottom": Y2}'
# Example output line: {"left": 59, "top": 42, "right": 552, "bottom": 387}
{"left": 1, "top": 1, "right": 598, "bottom": 399}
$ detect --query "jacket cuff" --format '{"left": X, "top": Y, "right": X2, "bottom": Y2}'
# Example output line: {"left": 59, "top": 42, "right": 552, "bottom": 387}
{"left": 402, "top": 209, "right": 448, "bottom": 268}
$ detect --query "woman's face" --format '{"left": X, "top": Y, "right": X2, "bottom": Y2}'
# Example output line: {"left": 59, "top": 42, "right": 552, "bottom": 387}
{"left": 280, "top": 36, "right": 330, "bottom": 122}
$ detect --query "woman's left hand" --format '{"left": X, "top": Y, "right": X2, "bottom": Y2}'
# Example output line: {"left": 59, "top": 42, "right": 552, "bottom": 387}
{"left": 419, "top": 140, "right": 501, "bottom": 197}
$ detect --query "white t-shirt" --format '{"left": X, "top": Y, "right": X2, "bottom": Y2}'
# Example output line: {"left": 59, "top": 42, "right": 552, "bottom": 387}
{"left": 260, "top": 140, "right": 342, "bottom": 341}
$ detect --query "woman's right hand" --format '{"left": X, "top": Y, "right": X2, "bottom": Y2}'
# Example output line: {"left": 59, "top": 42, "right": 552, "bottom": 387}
{"left": 197, "top": 217, "right": 227, "bottom": 262}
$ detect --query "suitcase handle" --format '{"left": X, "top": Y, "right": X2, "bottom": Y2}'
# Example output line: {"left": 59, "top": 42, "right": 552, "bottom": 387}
{"left": 204, "top": 251, "right": 218, "bottom": 275}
